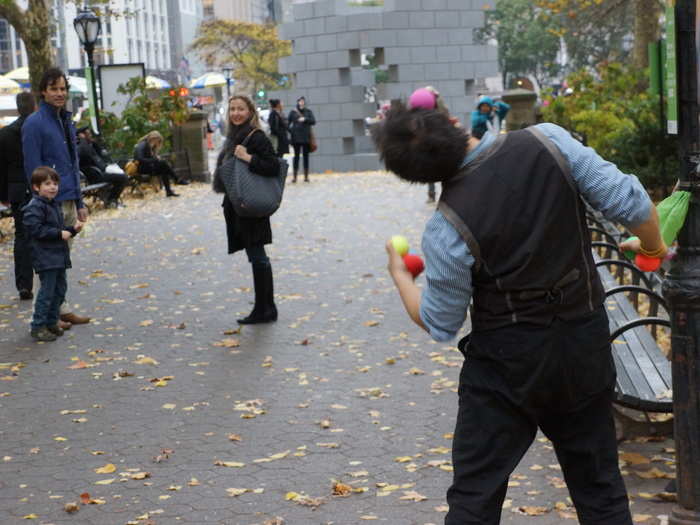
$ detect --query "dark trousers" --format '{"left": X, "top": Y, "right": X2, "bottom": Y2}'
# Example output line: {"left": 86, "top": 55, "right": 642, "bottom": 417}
{"left": 292, "top": 143, "right": 310, "bottom": 174}
{"left": 100, "top": 172, "right": 128, "bottom": 202}
{"left": 31, "top": 269, "right": 67, "bottom": 330}
{"left": 142, "top": 160, "right": 176, "bottom": 193}
{"left": 10, "top": 201, "right": 33, "bottom": 293}
{"left": 446, "top": 308, "right": 632, "bottom": 525}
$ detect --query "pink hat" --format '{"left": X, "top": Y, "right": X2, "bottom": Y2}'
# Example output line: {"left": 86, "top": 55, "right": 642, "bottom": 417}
{"left": 409, "top": 88, "right": 437, "bottom": 110}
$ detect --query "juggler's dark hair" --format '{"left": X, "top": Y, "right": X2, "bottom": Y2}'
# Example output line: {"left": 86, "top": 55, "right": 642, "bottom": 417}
{"left": 372, "top": 102, "right": 469, "bottom": 184}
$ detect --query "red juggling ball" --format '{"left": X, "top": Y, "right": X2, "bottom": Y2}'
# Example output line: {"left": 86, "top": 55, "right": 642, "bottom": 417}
{"left": 403, "top": 253, "right": 425, "bottom": 278}
{"left": 635, "top": 253, "right": 662, "bottom": 272}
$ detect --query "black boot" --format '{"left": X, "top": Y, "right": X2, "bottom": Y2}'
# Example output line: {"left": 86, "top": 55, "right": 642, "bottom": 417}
{"left": 292, "top": 171, "right": 298, "bottom": 183}
{"left": 238, "top": 264, "right": 277, "bottom": 324}
{"left": 162, "top": 172, "right": 179, "bottom": 197}
{"left": 304, "top": 168, "right": 309, "bottom": 182}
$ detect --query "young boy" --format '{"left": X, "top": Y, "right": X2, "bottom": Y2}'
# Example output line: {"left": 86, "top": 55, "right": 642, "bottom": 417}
{"left": 23, "top": 167, "right": 83, "bottom": 342}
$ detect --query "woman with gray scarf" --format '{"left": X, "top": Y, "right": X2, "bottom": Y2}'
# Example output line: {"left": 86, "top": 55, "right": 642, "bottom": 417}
{"left": 213, "top": 95, "right": 280, "bottom": 324}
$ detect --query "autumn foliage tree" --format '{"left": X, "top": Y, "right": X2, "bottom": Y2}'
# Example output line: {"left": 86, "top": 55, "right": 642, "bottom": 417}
{"left": 536, "top": 0, "right": 662, "bottom": 69}
{"left": 190, "top": 20, "right": 291, "bottom": 96}
{"left": 475, "top": 0, "right": 562, "bottom": 88}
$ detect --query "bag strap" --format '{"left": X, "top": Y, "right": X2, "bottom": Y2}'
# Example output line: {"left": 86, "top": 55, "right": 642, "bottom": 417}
{"left": 241, "top": 128, "right": 260, "bottom": 147}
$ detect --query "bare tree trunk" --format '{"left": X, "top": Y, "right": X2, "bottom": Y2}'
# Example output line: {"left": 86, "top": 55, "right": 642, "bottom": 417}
{"left": 632, "top": 0, "right": 662, "bottom": 69}
{"left": 0, "top": 0, "right": 54, "bottom": 95}
{"left": 25, "top": 0, "right": 54, "bottom": 94}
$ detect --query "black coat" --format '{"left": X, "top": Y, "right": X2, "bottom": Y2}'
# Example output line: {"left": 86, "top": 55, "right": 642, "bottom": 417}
{"left": 23, "top": 195, "right": 74, "bottom": 272}
{"left": 214, "top": 127, "right": 279, "bottom": 254}
{"left": 268, "top": 109, "right": 289, "bottom": 155}
{"left": 78, "top": 138, "right": 109, "bottom": 183}
{"left": 288, "top": 107, "right": 316, "bottom": 145}
{"left": 133, "top": 140, "right": 161, "bottom": 173}
{"left": 0, "top": 116, "right": 30, "bottom": 204}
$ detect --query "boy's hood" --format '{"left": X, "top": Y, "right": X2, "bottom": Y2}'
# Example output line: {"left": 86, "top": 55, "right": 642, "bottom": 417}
{"left": 476, "top": 95, "right": 494, "bottom": 109}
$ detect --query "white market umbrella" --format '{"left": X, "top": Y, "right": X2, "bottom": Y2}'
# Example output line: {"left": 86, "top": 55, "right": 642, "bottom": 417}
{"left": 189, "top": 72, "right": 226, "bottom": 89}
{"left": 4, "top": 66, "right": 29, "bottom": 84}
{"left": 67, "top": 75, "right": 88, "bottom": 95}
{"left": 0, "top": 76, "right": 21, "bottom": 94}
{"left": 145, "top": 75, "right": 171, "bottom": 90}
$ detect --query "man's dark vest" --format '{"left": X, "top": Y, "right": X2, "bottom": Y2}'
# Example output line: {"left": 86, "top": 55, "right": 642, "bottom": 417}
{"left": 439, "top": 127, "right": 604, "bottom": 332}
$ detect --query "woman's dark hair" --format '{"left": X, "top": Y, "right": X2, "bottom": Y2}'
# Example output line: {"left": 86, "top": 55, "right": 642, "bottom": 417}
{"left": 269, "top": 99, "right": 280, "bottom": 108}
{"left": 372, "top": 102, "right": 469, "bottom": 183}
{"left": 38, "top": 67, "right": 70, "bottom": 98}
{"left": 31, "top": 166, "right": 60, "bottom": 188}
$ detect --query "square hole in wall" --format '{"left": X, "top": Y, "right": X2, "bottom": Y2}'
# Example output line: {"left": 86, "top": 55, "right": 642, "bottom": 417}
{"left": 349, "top": 49, "right": 361, "bottom": 67}
{"left": 373, "top": 47, "right": 385, "bottom": 65}
{"left": 388, "top": 65, "right": 398, "bottom": 83}
{"left": 353, "top": 119, "right": 364, "bottom": 136}
{"left": 339, "top": 67, "right": 351, "bottom": 86}
{"left": 465, "top": 79, "right": 476, "bottom": 96}
{"left": 343, "top": 137, "right": 356, "bottom": 155}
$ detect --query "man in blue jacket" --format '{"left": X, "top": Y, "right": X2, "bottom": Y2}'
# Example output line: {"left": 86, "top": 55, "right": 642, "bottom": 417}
{"left": 22, "top": 67, "right": 91, "bottom": 326}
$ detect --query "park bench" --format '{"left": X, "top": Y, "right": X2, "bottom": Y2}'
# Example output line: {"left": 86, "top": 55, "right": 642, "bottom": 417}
{"left": 586, "top": 207, "right": 672, "bottom": 435}
{"left": 79, "top": 169, "right": 112, "bottom": 208}
{"left": 124, "top": 150, "right": 193, "bottom": 197}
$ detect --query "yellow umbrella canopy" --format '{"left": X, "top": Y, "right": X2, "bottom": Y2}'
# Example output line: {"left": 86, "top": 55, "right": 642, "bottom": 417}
{"left": 4, "top": 66, "right": 29, "bottom": 83}
{"left": 0, "top": 76, "right": 22, "bottom": 94}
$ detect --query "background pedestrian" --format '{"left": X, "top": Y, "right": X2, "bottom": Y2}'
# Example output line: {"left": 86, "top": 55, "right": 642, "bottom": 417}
{"left": 288, "top": 96, "right": 316, "bottom": 183}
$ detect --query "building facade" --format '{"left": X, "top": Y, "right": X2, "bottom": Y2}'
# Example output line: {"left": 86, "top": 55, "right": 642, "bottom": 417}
{"left": 1, "top": 0, "right": 205, "bottom": 82}
{"left": 212, "top": 0, "right": 273, "bottom": 23}
{"left": 270, "top": 0, "right": 499, "bottom": 173}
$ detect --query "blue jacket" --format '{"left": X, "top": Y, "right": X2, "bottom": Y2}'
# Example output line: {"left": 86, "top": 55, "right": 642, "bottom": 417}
{"left": 22, "top": 102, "right": 84, "bottom": 208}
{"left": 470, "top": 96, "right": 510, "bottom": 138}
{"left": 23, "top": 195, "right": 74, "bottom": 272}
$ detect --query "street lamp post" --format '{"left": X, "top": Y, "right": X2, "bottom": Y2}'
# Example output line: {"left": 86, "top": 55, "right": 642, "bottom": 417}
{"left": 73, "top": 9, "right": 102, "bottom": 135}
{"left": 663, "top": 1, "right": 700, "bottom": 523}
{"left": 223, "top": 67, "right": 233, "bottom": 99}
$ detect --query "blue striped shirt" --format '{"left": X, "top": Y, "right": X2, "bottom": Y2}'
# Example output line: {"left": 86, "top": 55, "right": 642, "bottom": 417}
{"left": 419, "top": 123, "right": 653, "bottom": 342}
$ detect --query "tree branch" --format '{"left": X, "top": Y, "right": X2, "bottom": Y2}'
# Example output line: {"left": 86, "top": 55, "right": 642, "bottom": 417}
{"left": 0, "top": 0, "right": 27, "bottom": 37}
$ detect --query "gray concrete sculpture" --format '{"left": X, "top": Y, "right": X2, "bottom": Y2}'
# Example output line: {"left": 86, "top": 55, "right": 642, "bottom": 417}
{"left": 269, "top": 0, "right": 499, "bottom": 173}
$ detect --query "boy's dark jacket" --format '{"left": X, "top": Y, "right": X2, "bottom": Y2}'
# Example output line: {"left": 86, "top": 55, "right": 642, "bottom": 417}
{"left": 23, "top": 195, "right": 74, "bottom": 272}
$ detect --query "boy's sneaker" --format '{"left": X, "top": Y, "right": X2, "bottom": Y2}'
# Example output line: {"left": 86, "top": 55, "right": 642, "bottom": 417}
{"left": 47, "top": 325, "right": 64, "bottom": 336}
{"left": 30, "top": 327, "right": 57, "bottom": 342}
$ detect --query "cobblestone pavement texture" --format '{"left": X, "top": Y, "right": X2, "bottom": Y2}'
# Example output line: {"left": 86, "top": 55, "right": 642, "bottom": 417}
{"left": 0, "top": 173, "right": 677, "bottom": 524}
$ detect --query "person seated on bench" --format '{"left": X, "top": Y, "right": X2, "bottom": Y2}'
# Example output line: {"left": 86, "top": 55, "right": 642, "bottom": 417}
{"left": 133, "top": 131, "right": 188, "bottom": 198}
{"left": 76, "top": 126, "right": 127, "bottom": 208}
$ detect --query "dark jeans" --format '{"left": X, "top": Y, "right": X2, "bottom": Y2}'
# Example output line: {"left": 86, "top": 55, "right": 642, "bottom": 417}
{"left": 141, "top": 159, "right": 176, "bottom": 193}
{"left": 446, "top": 308, "right": 632, "bottom": 525}
{"left": 31, "top": 269, "right": 67, "bottom": 330}
{"left": 245, "top": 244, "right": 270, "bottom": 268}
{"left": 10, "top": 201, "right": 33, "bottom": 293}
{"left": 292, "top": 143, "right": 310, "bottom": 174}
{"left": 91, "top": 170, "right": 128, "bottom": 202}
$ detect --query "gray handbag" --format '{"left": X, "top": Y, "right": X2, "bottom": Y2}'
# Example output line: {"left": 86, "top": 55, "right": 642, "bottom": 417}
{"left": 219, "top": 129, "right": 288, "bottom": 218}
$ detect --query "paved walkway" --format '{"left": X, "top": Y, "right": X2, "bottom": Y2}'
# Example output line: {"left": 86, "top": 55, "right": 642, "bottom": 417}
{"left": 0, "top": 174, "right": 676, "bottom": 524}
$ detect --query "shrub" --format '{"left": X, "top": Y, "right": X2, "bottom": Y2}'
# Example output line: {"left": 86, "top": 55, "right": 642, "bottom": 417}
{"left": 98, "top": 77, "right": 191, "bottom": 160}
{"left": 542, "top": 63, "right": 678, "bottom": 193}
